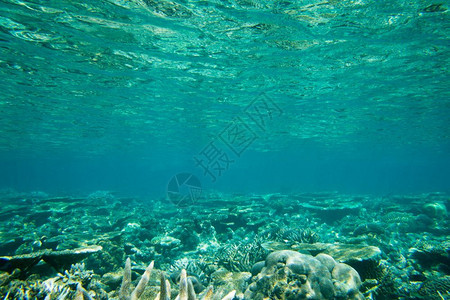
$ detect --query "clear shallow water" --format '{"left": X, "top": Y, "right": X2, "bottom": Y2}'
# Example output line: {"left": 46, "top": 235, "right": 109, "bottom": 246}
{"left": 0, "top": 0, "right": 449, "bottom": 195}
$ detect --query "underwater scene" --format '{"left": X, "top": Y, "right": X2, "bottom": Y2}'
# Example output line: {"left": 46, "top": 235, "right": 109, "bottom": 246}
{"left": 0, "top": 0, "right": 449, "bottom": 299}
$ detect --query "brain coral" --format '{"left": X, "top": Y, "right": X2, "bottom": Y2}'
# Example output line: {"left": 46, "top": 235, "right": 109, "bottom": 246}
{"left": 245, "top": 250, "right": 364, "bottom": 300}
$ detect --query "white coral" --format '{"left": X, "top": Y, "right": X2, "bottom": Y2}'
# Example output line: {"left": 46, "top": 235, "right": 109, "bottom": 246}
{"left": 103, "top": 258, "right": 237, "bottom": 300}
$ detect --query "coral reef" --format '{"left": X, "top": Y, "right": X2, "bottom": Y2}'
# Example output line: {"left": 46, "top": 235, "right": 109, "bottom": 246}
{"left": 210, "top": 268, "right": 251, "bottom": 298}
{"left": 168, "top": 257, "right": 217, "bottom": 294}
{"left": 358, "top": 261, "right": 398, "bottom": 300}
{"left": 410, "top": 239, "right": 450, "bottom": 273}
{"left": 417, "top": 276, "right": 450, "bottom": 300}
{"left": 294, "top": 193, "right": 365, "bottom": 224}
{"left": 215, "top": 236, "right": 268, "bottom": 272}
{"left": 0, "top": 190, "right": 449, "bottom": 299}
{"left": 0, "top": 262, "right": 104, "bottom": 300}
{"left": 117, "top": 257, "right": 153, "bottom": 300}
{"left": 0, "top": 245, "right": 102, "bottom": 275}
{"left": 114, "top": 257, "right": 236, "bottom": 300}
{"left": 263, "top": 227, "right": 320, "bottom": 244}
{"left": 422, "top": 202, "right": 448, "bottom": 220}
{"left": 245, "top": 250, "right": 364, "bottom": 299}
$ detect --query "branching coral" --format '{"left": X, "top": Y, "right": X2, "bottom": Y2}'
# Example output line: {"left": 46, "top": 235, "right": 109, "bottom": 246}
{"left": 77, "top": 258, "right": 237, "bottom": 300}
{"left": 215, "top": 237, "right": 267, "bottom": 272}
{"left": 119, "top": 258, "right": 153, "bottom": 300}
{"left": 262, "top": 227, "right": 320, "bottom": 244}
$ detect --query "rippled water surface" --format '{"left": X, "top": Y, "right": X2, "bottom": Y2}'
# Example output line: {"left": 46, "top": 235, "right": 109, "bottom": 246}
{"left": 0, "top": 3, "right": 449, "bottom": 299}
{"left": 0, "top": 0, "right": 449, "bottom": 192}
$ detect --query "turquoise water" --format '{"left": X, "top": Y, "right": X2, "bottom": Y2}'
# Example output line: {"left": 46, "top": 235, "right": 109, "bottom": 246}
{"left": 0, "top": 0, "right": 449, "bottom": 195}
{"left": 0, "top": 2, "right": 450, "bottom": 299}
